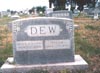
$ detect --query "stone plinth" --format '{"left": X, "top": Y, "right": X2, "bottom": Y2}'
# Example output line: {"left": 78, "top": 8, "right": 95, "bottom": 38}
{"left": 0, "top": 55, "right": 88, "bottom": 73}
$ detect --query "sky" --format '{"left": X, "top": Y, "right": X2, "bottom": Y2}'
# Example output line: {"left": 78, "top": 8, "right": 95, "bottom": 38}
{"left": 0, "top": 0, "right": 49, "bottom": 11}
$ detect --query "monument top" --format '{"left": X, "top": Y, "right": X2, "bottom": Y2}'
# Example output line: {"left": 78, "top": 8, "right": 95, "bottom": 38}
{"left": 12, "top": 17, "right": 72, "bottom": 22}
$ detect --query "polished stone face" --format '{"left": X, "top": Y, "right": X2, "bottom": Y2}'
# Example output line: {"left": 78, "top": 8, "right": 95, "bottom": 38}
{"left": 12, "top": 17, "right": 75, "bottom": 65}
{"left": 46, "top": 10, "right": 73, "bottom": 19}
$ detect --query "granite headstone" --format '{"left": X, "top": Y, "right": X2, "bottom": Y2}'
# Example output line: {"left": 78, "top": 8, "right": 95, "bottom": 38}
{"left": 12, "top": 17, "right": 75, "bottom": 65}
{"left": 93, "top": 8, "right": 100, "bottom": 19}
{"left": 46, "top": 10, "right": 73, "bottom": 19}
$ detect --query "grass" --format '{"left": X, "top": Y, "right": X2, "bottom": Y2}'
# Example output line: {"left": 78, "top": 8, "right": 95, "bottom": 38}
{"left": 74, "top": 16, "right": 100, "bottom": 73}
{"left": 0, "top": 17, "right": 13, "bottom": 67}
{"left": 85, "top": 25, "right": 100, "bottom": 31}
{"left": 0, "top": 45, "right": 12, "bottom": 68}
{"left": 0, "top": 17, "right": 13, "bottom": 25}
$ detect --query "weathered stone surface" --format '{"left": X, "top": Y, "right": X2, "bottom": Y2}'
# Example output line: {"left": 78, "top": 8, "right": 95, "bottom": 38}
{"left": 46, "top": 10, "right": 73, "bottom": 19}
{"left": 12, "top": 17, "right": 75, "bottom": 65}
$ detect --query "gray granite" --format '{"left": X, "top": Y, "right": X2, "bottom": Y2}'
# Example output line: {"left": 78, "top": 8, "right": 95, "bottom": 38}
{"left": 93, "top": 8, "right": 100, "bottom": 19}
{"left": 0, "top": 55, "right": 88, "bottom": 73}
{"left": 84, "top": 8, "right": 100, "bottom": 17}
{"left": 46, "top": 10, "right": 73, "bottom": 19}
{"left": 7, "top": 22, "right": 12, "bottom": 32}
{"left": 84, "top": 8, "right": 94, "bottom": 17}
{"left": 11, "top": 17, "right": 75, "bottom": 65}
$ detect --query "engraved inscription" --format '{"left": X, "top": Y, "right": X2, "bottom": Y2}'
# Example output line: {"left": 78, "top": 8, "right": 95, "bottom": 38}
{"left": 16, "top": 41, "right": 43, "bottom": 51}
{"left": 52, "top": 13, "right": 69, "bottom": 17}
{"left": 24, "top": 25, "right": 62, "bottom": 37}
{"left": 45, "top": 40, "right": 71, "bottom": 49}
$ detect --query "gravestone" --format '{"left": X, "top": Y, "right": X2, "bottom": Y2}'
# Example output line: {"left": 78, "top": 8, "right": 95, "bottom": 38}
{"left": 12, "top": 17, "right": 74, "bottom": 65}
{"left": 84, "top": 8, "right": 94, "bottom": 17}
{"left": 93, "top": 8, "right": 100, "bottom": 20}
{"left": 94, "top": 13, "right": 99, "bottom": 19}
{"left": 85, "top": 8, "right": 100, "bottom": 18}
{"left": 73, "top": 9, "right": 80, "bottom": 17}
{"left": 46, "top": 10, "right": 73, "bottom": 19}
{"left": 45, "top": 8, "right": 53, "bottom": 15}
{"left": 1, "top": 17, "right": 88, "bottom": 73}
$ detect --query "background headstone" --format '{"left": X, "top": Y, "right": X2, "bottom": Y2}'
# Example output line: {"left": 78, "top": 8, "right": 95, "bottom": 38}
{"left": 12, "top": 17, "right": 75, "bottom": 65}
{"left": 46, "top": 10, "right": 73, "bottom": 19}
{"left": 45, "top": 8, "right": 53, "bottom": 14}
{"left": 84, "top": 7, "right": 100, "bottom": 18}
{"left": 93, "top": 8, "right": 100, "bottom": 19}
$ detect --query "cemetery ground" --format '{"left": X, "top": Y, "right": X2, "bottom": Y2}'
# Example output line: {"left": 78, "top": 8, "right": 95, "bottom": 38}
{"left": 0, "top": 15, "right": 100, "bottom": 73}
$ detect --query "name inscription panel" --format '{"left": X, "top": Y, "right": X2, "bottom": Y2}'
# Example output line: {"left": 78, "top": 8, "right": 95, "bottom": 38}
{"left": 24, "top": 25, "right": 62, "bottom": 37}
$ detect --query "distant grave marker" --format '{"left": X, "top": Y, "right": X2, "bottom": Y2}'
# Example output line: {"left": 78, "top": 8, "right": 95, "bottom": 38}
{"left": 93, "top": 8, "right": 100, "bottom": 20}
{"left": 46, "top": 10, "right": 73, "bottom": 19}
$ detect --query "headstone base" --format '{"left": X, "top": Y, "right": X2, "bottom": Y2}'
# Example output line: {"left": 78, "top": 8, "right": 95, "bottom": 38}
{"left": 0, "top": 55, "right": 88, "bottom": 73}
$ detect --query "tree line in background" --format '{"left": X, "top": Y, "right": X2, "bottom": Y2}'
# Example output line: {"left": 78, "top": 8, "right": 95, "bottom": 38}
{"left": 5, "top": 6, "right": 46, "bottom": 16}
{"left": 3, "top": 0, "right": 100, "bottom": 16}
{"left": 29, "top": 6, "right": 46, "bottom": 14}
{"left": 49, "top": 0, "right": 98, "bottom": 11}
